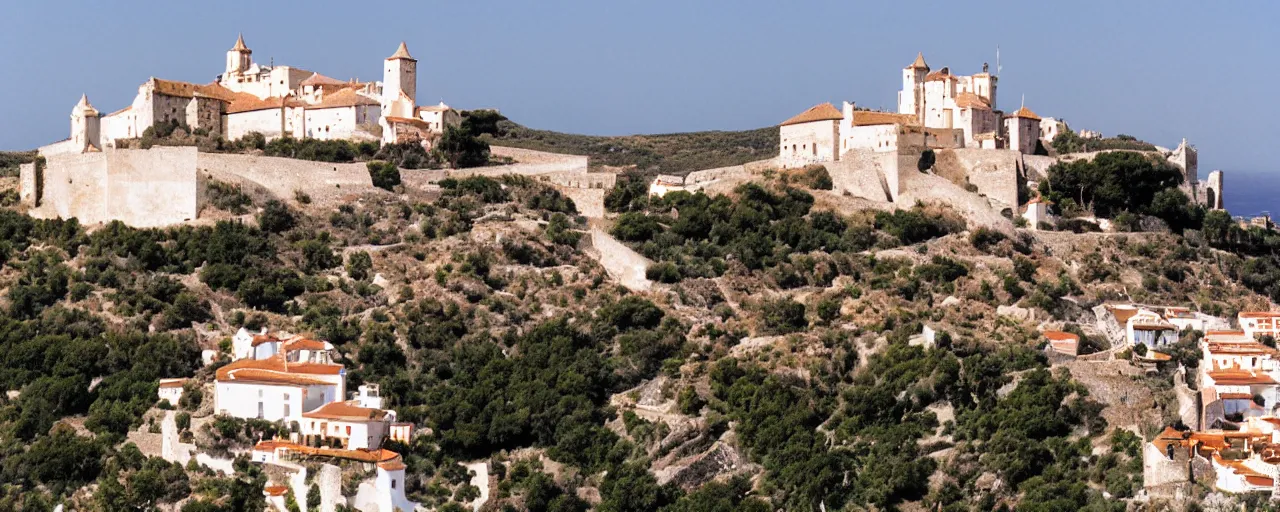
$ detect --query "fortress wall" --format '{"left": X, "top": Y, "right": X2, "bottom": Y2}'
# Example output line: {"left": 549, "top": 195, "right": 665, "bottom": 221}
{"left": 560, "top": 188, "right": 606, "bottom": 218}
{"left": 1022, "top": 154, "right": 1058, "bottom": 181}
{"left": 19, "top": 163, "right": 36, "bottom": 206}
{"left": 37, "top": 151, "right": 108, "bottom": 224}
{"left": 825, "top": 151, "right": 894, "bottom": 202}
{"left": 105, "top": 147, "right": 199, "bottom": 227}
{"left": 195, "top": 152, "right": 375, "bottom": 203}
{"left": 946, "top": 148, "right": 1021, "bottom": 210}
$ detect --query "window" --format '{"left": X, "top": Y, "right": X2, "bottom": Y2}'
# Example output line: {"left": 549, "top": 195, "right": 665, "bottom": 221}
{"left": 391, "top": 479, "right": 397, "bottom": 489}
{"left": 346, "top": 426, "right": 352, "bottom": 435}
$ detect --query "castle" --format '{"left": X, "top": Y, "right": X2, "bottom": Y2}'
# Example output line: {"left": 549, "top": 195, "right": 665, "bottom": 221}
{"left": 777, "top": 52, "right": 1225, "bottom": 213}
{"left": 40, "top": 35, "right": 460, "bottom": 157}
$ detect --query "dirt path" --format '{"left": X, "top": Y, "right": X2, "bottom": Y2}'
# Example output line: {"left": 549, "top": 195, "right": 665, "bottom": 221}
{"left": 464, "top": 461, "right": 490, "bottom": 512}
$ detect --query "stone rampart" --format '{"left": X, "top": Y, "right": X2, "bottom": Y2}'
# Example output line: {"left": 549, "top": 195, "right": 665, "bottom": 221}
{"left": 195, "top": 152, "right": 375, "bottom": 205}
{"left": 590, "top": 229, "right": 652, "bottom": 292}
{"left": 1143, "top": 442, "right": 1190, "bottom": 488}
{"left": 943, "top": 148, "right": 1021, "bottom": 210}
{"left": 29, "top": 147, "right": 199, "bottom": 227}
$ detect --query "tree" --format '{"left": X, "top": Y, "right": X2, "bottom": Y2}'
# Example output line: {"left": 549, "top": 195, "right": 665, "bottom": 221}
{"left": 257, "top": 200, "right": 295, "bottom": 233}
{"left": 307, "top": 483, "right": 322, "bottom": 510}
{"left": 760, "top": 298, "right": 806, "bottom": 334}
{"left": 1148, "top": 188, "right": 1204, "bottom": 234}
{"left": 367, "top": 161, "right": 401, "bottom": 191}
{"left": 346, "top": 251, "right": 373, "bottom": 281}
{"left": 1202, "top": 209, "right": 1233, "bottom": 244}
{"left": 1038, "top": 152, "right": 1182, "bottom": 218}
{"left": 437, "top": 125, "right": 490, "bottom": 168}
{"left": 917, "top": 149, "right": 936, "bottom": 172}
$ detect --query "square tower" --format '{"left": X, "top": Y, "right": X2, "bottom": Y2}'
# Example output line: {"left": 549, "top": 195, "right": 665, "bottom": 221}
{"left": 383, "top": 42, "right": 417, "bottom": 111}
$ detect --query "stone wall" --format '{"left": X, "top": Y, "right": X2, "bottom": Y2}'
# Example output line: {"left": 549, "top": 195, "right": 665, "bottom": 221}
{"left": 942, "top": 148, "right": 1021, "bottom": 211}
{"left": 31, "top": 146, "right": 201, "bottom": 228}
{"left": 195, "top": 152, "right": 375, "bottom": 206}
{"left": 1143, "top": 442, "right": 1190, "bottom": 488}
{"left": 18, "top": 162, "right": 36, "bottom": 206}
{"left": 589, "top": 229, "right": 652, "bottom": 292}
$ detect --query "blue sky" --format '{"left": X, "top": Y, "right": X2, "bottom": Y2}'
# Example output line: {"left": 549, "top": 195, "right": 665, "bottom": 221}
{"left": 0, "top": 0, "right": 1275, "bottom": 179}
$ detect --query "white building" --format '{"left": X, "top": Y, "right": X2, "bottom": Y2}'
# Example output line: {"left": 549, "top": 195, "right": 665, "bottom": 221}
{"left": 158, "top": 378, "right": 186, "bottom": 406}
{"left": 1023, "top": 197, "right": 1052, "bottom": 229}
{"left": 778, "top": 103, "right": 842, "bottom": 169}
{"left": 898, "top": 53, "right": 1001, "bottom": 148}
{"left": 42, "top": 36, "right": 461, "bottom": 157}
{"left": 301, "top": 401, "right": 393, "bottom": 450}
{"left": 648, "top": 175, "right": 686, "bottom": 197}
{"left": 1240, "top": 312, "right": 1280, "bottom": 340}
{"left": 214, "top": 337, "right": 345, "bottom": 424}
{"left": 1005, "top": 106, "right": 1042, "bottom": 155}
{"left": 1039, "top": 117, "right": 1065, "bottom": 143}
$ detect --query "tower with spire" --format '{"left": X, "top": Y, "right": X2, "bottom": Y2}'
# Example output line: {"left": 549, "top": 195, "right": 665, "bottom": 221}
{"left": 70, "top": 94, "right": 101, "bottom": 152}
{"left": 899, "top": 53, "right": 929, "bottom": 122}
{"left": 381, "top": 42, "right": 418, "bottom": 118}
{"left": 225, "top": 34, "right": 253, "bottom": 76}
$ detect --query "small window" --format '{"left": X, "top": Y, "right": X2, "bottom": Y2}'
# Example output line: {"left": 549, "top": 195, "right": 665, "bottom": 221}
{"left": 391, "top": 479, "right": 397, "bottom": 489}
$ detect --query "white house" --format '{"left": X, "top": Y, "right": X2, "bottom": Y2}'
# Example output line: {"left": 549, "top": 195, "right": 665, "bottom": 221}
{"left": 158, "top": 378, "right": 187, "bottom": 406}
{"left": 648, "top": 175, "right": 686, "bottom": 197}
{"left": 301, "top": 401, "right": 393, "bottom": 450}
{"left": 214, "top": 338, "right": 345, "bottom": 423}
{"left": 375, "top": 458, "right": 416, "bottom": 512}
{"left": 1240, "top": 312, "right": 1280, "bottom": 340}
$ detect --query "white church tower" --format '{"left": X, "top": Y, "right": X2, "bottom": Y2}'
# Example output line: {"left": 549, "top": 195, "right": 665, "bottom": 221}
{"left": 225, "top": 33, "right": 252, "bottom": 75}
{"left": 382, "top": 42, "right": 417, "bottom": 118}
{"left": 70, "top": 94, "right": 101, "bottom": 152}
{"left": 898, "top": 53, "right": 929, "bottom": 123}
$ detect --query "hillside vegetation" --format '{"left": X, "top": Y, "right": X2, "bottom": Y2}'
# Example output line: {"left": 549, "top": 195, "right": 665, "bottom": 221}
{"left": 466, "top": 110, "right": 778, "bottom": 176}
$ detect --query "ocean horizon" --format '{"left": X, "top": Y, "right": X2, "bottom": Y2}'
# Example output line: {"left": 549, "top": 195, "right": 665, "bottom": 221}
{"left": 1220, "top": 171, "right": 1277, "bottom": 218}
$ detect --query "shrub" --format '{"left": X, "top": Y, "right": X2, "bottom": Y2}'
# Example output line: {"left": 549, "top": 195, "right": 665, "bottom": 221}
{"left": 760, "top": 298, "right": 806, "bottom": 335}
{"left": 367, "top": 161, "right": 401, "bottom": 191}
{"left": 257, "top": 200, "right": 295, "bottom": 233}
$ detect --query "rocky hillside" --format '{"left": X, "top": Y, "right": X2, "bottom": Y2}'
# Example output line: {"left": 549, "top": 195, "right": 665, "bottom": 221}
{"left": 0, "top": 164, "right": 1275, "bottom": 511}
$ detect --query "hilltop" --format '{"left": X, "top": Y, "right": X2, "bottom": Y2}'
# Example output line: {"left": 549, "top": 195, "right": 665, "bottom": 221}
{"left": 469, "top": 111, "right": 778, "bottom": 176}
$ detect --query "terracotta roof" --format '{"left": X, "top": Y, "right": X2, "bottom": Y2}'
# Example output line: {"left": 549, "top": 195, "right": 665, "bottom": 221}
{"left": 215, "top": 354, "right": 343, "bottom": 384}
{"left": 954, "top": 92, "right": 991, "bottom": 110}
{"left": 1206, "top": 341, "right": 1273, "bottom": 356}
{"left": 300, "top": 73, "right": 348, "bottom": 87}
{"left": 1220, "top": 393, "right": 1254, "bottom": 400}
{"left": 385, "top": 116, "right": 432, "bottom": 130}
{"left": 252, "top": 440, "right": 401, "bottom": 464}
{"left": 227, "top": 95, "right": 297, "bottom": 114}
{"left": 1008, "top": 106, "right": 1042, "bottom": 121}
{"left": 307, "top": 88, "right": 380, "bottom": 110}
{"left": 1043, "top": 330, "right": 1080, "bottom": 342}
{"left": 387, "top": 41, "right": 415, "bottom": 61}
{"left": 1150, "top": 425, "right": 1189, "bottom": 454}
{"left": 906, "top": 52, "right": 929, "bottom": 70}
{"left": 1208, "top": 370, "right": 1277, "bottom": 386}
{"left": 848, "top": 110, "right": 917, "bottom": 127}
{"left": 264, "top": 485, "right": 288, "bottom": 497}
{"left": 302, "top": 401, "right": 389, "bottom": 422}
{"left": 231, "top": 34, "right": 250, "bottom": 53}
{"left": 925, "top": 67, "right": 954, "bottom": 82}
{"left": 158, "top": 378, "right": 186, "bottom": 389}
{"left": 1143, "top": 351, "right": 1173, "bottom": 361}
{"left": 378, "top": 459, "right": 406, "bottom": 471}
{"left": 1241, "top": 312, "right": 1280, "bottom": 319}
{"left": 780, "top": 103, "right": 844, "bottom": 127}
{"left": 283, "top": 338, "right": 329, "bottom": 351}
{"left": 1247, "top": 475, "right": 1275, "bottom": 488}
{"left": 417, "top": 104, "right": 453, "bottom": 114}
{"left": 1106, "top": 305, "right": 1139, "bottom": 325}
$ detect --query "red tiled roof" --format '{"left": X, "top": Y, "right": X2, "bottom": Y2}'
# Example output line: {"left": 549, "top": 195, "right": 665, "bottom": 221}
{"left": 1241, "top": 312, "right": 1280, "bottom": 318}
{"left": 302, "top": 401, "right": 389, "bottom": 422}
{"left": 158, "top": 378, "right": 186, "bottom": 389}
{"left": 300, "top": 73, "right": 348, "bottom": 87}
{"left": 216, "top": 354, "right": 342, "bottom": 385}
{"left": 1008, "top": 106, "right": 1042, "bottom": 121}
{"left": 780, "top": 103, "right": 843, "bottom": 127}
{"left": 1043, "top": 330, "right": 1080, "bottom": 342}
{"left": 264, "top": 485, "right": 288, "bottom": 497}
{"left": 1208, "top": 370, "right": 1277, "bottom": 386}
{"left": 307, "top": 88, "right": 380, "bottom": 110}
{"left": 906, "top": 52, "right": 929, "bottom": 70}
{"left": 385, "top": 116, "right": 431, "bottom": 130}
{"left": 925, "top": 67, "right": 954, "bottom": 82}
{"left": 848, "top": 110, "right": 917, "bottom": 127}
{"left": 954, "top": 92, "right": 991, "bottom": 110}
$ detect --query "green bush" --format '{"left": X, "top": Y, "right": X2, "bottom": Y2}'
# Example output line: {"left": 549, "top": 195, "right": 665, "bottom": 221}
{"left": 367, "top": 161, "right": 401, "bottom": 191}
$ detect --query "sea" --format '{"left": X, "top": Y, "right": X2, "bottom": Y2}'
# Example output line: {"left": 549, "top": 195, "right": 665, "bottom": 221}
{"left": 1222, "top": 171, "right": 1279, "bottom": 219}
